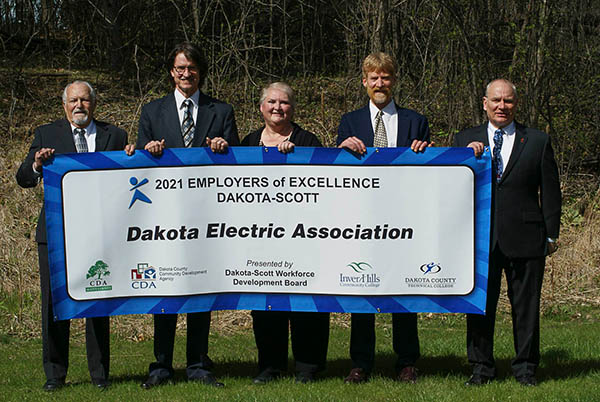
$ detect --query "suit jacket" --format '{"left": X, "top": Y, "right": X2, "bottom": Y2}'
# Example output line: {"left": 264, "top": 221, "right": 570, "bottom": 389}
{"left": 136, "top": 91, "right": 239, "bottom": 149}
{"left": 16, "top": 118, "right": 128, "bottom": 243}
{"left": 453, "top": 122, "right": 561, "bottom": 258}
{"left": 336, "top": 103, "right": 430, "bottom": 147}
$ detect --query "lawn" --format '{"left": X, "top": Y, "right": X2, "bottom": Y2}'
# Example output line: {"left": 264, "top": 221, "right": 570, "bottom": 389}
{"left": 1, "top": 314, "right": 599, "bottom": 401}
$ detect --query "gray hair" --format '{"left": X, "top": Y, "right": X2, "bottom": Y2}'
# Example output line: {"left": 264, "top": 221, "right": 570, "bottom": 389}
{"left": 485, "top": 78, "right": 517, "bottom": 98}
{"left": 259, "top": 82, "right": 296, "bottom": 108}
{"left": 62, "top": 80, "right": 96, "bottom": 104}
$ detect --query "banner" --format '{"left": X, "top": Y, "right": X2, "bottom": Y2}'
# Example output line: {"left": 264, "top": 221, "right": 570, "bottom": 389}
{"left": 43, "top": 147, "right": 491, "bottom": 319}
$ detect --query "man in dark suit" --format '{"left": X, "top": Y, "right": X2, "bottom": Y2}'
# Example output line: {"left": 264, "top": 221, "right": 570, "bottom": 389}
{"left": 453, "top": 78, "right": 561, "bottom": 386}
{"left": 337, "top": 52, "right": 430, "bottom": 384}
{"left": 133, "top": 42, "right": 239, "bottom": 389}
{"left": 16, "top": 80, "right": 127, "bottom": 391}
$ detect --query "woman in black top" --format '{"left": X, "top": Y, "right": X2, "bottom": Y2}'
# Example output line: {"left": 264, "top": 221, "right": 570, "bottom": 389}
{"left": 242, "top": 82, "right": 329, "bottom": 384}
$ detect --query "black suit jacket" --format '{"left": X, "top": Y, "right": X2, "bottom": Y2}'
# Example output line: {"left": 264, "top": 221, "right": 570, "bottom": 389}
{"left": 16, "top": 118, "right": 128, "bottom": 243}
{"left": 336, "top": 103, "right": 430, "bottom": 147}
{"left": 136, "top": 91, "right": 239, "bottom": 149}
{"left": 453, "top": 122, "right": 561, "bottom": 258}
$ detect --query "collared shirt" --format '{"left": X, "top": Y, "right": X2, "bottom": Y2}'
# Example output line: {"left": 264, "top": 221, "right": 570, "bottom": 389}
{"left": 487, "top": 121, "right": 516, "bottom": 167}
{"left": 71, "top": 120, "right": 97, "bottom": 152}
{"left": 368, "top": 100, "right": 398, "bottom": 147}
{"left": 174, "top": 89, "right": 200, "bottom": 126}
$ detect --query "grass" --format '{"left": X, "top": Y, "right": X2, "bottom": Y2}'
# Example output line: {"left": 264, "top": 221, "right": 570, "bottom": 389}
{"left": 1, "top": 314, "right": 599, "bottom": 401}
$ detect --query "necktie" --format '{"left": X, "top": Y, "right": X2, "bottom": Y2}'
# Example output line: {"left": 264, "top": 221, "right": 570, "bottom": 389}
{"left": 182, "top": 99, "right": 195, "bottom": 147}
{"left": 74, "top": 128, "right": 88, "bottom": 153}
{"left": 373, "top": 110, "right": 387, "bottom": 147}
{"left": 493, "top": 129, "right": 504, "bottom": 182}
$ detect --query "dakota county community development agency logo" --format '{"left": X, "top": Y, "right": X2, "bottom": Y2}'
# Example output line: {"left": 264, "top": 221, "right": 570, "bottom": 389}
{"left": 340, "top": 261, "right": 380, "bottom": 288}
{"left": 131, "top": 263, "right": 157, "bottom": 290}
{"left": 85, "top": 260, "right": 113, "bottom": 292}
{"left": 128, "top": 177, "right": 152, "bottom": 209}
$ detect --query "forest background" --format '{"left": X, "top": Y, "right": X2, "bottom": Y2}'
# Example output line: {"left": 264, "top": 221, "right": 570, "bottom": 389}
{"left": 0, "top": 0, "right": 598, "bottom": 340}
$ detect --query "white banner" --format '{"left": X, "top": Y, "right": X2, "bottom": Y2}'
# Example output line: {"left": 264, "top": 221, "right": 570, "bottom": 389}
{"left": 62, "top": 164, "right": 474, "bottom": 301}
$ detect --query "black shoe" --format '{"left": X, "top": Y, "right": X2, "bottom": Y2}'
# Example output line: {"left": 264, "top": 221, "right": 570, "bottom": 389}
{"left": 189, "top": 373, "right": 224, "bottom": 388}
{"left": 43, "top": 378, "right": 65, "bottom": 392}
{"left": 516, "top": 375, "right": 537, "bottom": 386}
{"left": 92, "top": 379, "right": 110, "bottom": 390}
{"left": 344, "top": 368, "right": 369, "bottom": 384}
{"left": 141, "top": 375, "right": 171, "bottom": 389}
{"left": 465, "top": 374, "right": 494, "bottom": 386}
{"left": 253, "top": 369, "right": 282, "bottom": 385}
{"left": 295, "top": 371, "right": 314, "bottom": 384}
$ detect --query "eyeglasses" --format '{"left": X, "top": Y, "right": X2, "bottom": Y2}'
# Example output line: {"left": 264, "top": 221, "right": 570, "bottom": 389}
{"left": 173, "top": 65, "right": 198, "bottom": 74}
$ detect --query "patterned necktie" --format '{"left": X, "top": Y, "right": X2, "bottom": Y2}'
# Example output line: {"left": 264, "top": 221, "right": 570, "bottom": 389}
{"left": 373, "top": 110, "right": 387, "bottom": 147}
{"left": 493, "top": 129, "right": 504, "bottom": 182}
{"left": 74, "top": 128, "right": 88, "bottom": 153}
{"left": 182, "top": 99, "right": 195, "bottom": 147}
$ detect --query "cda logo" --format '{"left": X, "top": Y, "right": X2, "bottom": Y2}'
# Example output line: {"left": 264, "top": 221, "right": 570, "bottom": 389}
{"left": 85, "top": 260, "right": 113, "bottom": 292}
{"left": 131, "top": 263, "right": 157, "bottom": 290}
{"left": 339, "top": 261, "right": 381, "bottom": 288}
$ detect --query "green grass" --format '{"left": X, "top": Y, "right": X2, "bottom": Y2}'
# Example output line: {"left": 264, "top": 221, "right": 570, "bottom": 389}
{"left": 1, "top": 315, "right": 599, "bottom": 401}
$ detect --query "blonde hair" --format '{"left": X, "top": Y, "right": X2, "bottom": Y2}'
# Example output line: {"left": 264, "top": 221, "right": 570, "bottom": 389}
{"left": 362, "top": 52, "right": 397, "bottom": 79}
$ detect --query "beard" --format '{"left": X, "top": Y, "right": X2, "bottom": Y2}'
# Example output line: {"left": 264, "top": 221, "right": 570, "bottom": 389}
{"left": 367, "top": 87, "right": 392, "bottom": 105}
{"left": 72, "top": 108, "right": 90, "bottom": 125}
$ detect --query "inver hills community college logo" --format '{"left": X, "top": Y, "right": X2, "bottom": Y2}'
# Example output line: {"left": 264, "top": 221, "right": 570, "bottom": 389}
{"left": 85, "top": 260, "right": 113, "bottom": 292}
{"left": 340, "top": 261, "right": 380, "bottom": 288}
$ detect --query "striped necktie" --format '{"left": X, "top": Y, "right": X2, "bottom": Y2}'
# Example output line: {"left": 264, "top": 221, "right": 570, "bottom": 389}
{"left": 74, "top": 128, "right": 88, "bottom": 153}
{"left": 182, "top": 99, "right": 195, "bottom": 147}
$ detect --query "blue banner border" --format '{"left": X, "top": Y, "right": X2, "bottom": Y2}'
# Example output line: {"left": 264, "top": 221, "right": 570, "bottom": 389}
{"left": 43, "top": 147, "right": 491, "bottom": 319}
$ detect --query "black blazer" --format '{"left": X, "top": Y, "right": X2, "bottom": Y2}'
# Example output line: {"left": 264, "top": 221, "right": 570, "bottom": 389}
{"left": 336, "top": 103, "right": 430, "bottom": 147}
{"left": 16, "top": 118, "right": 128, "bottom": 243}
{"left": 242, "top": 122, "right": 322, "bottom": 147}
{"left": 136, "top": 91, "right": 239, "bottom": 149}
{"left": 453, "top": 122, "right": 561, "bottom": 258}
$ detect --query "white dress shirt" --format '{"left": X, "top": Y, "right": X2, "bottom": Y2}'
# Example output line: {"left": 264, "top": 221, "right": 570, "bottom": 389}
{"left": 174, "top": 89, "right": 200, "bottom": 126}
{"left": 71, "top": 120, "right": 97, "bottom": 152}
{"left": 487, "top": 121, "right": 516, "bottom": 166}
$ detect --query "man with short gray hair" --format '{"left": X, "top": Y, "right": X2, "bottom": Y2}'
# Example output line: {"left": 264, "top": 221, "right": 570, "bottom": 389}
{"left": 16, "top": 80, "right": 128, "bottom": 391}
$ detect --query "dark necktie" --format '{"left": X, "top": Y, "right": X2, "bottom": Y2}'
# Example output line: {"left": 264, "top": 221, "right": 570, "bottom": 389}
{"left": 373, "top": 110, "right": 387, "bottom": 147}
{"left": 74, "top": 128, "right": 88, "bottom": 153}
{"left": 182, "top": 99, "right": 195, "bottom": 147}
{"left": 493, "top": 129, "right": 504, "bottom": 182}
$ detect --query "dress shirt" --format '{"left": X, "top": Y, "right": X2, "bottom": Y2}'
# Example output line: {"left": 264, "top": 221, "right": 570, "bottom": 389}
{"left": 174, "top": 89, "right": 200, "bottom": 126}
{"left": 368, "top": 100, "right": 398, "bottom": 147}
{"left": 487, "top": 121, "right": 516, "bottom": 166}
{"left": 71, "top": 120, "right": 97, "bottom": 152}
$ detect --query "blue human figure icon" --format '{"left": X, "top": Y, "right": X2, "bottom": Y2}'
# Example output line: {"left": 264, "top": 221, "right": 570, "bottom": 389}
{"left": 128, "top": 177, "right": 152, "bottom": 208}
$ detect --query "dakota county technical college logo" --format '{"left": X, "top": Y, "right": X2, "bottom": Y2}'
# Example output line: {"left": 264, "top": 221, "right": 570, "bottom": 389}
{"left": 131, "top": 263, "right": 157, "bottom": 290}
{"left": 85, "top": 260, "right": 113, "bottom": 292}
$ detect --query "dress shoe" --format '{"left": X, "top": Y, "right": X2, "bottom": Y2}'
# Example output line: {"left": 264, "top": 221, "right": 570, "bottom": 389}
{"left": 92, "top": 379, "right": 110, "bottom": 390}
{"left": 516, "top": 375, "right": 537, "bottom": 386}
{"left": 465, "top": 374, "right": 494, "bottom": 386}
{"left": 295, "top": 371, "right": 314, "bottom": 384}
{"left": 397, "top": 366, "right": 418, "bottom": 383}
{"left": 43, "top": 378, "right": 65, "bottom": 392}
{"left": 253, "top": 369, "right": 282, "bottom": 385}
{"left": 141, "top": 374, "right": 171, "bottom": 389}
{"left": 344, "top": 368, "right": 369, "bottom": 384}
{"left": 189, "top": 373, "right": 224, "bottom": 388}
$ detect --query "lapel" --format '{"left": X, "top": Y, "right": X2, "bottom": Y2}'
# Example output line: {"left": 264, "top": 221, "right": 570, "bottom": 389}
{"left": 193, "top": 92, "right": 216, "bottom": 147}
{"left": 94, "top": 120, "right": 110, "bottom": 151}
{"left": 162, "top": 93, "right": 185, "bottom": 147}
{"left": 357, "top": 105, "right": 374, "bottom": 144}
{"left": 500, "top": 122, "right": 527, "bottom": 182}
{"left": 395, "top": 104, "right": 410, "bottom": 146}
{"left": 57, "top": 119, "right": 77, "bottom": 153}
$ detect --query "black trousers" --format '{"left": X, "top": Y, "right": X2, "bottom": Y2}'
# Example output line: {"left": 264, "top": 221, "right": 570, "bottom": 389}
{"left": 350, "top": 312, "right": 420, "bottom": 373}
{"left": 466, "top": 246, "right": 545, "bottom": 378}
{"left": 38, "top": 243, "right": 110, "bottom": 382}
{"left": 251, "top": 310, "right": 330, "bottom": 373}
{"left": 150, "top": 311, "right": 213, "bottom": 379}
